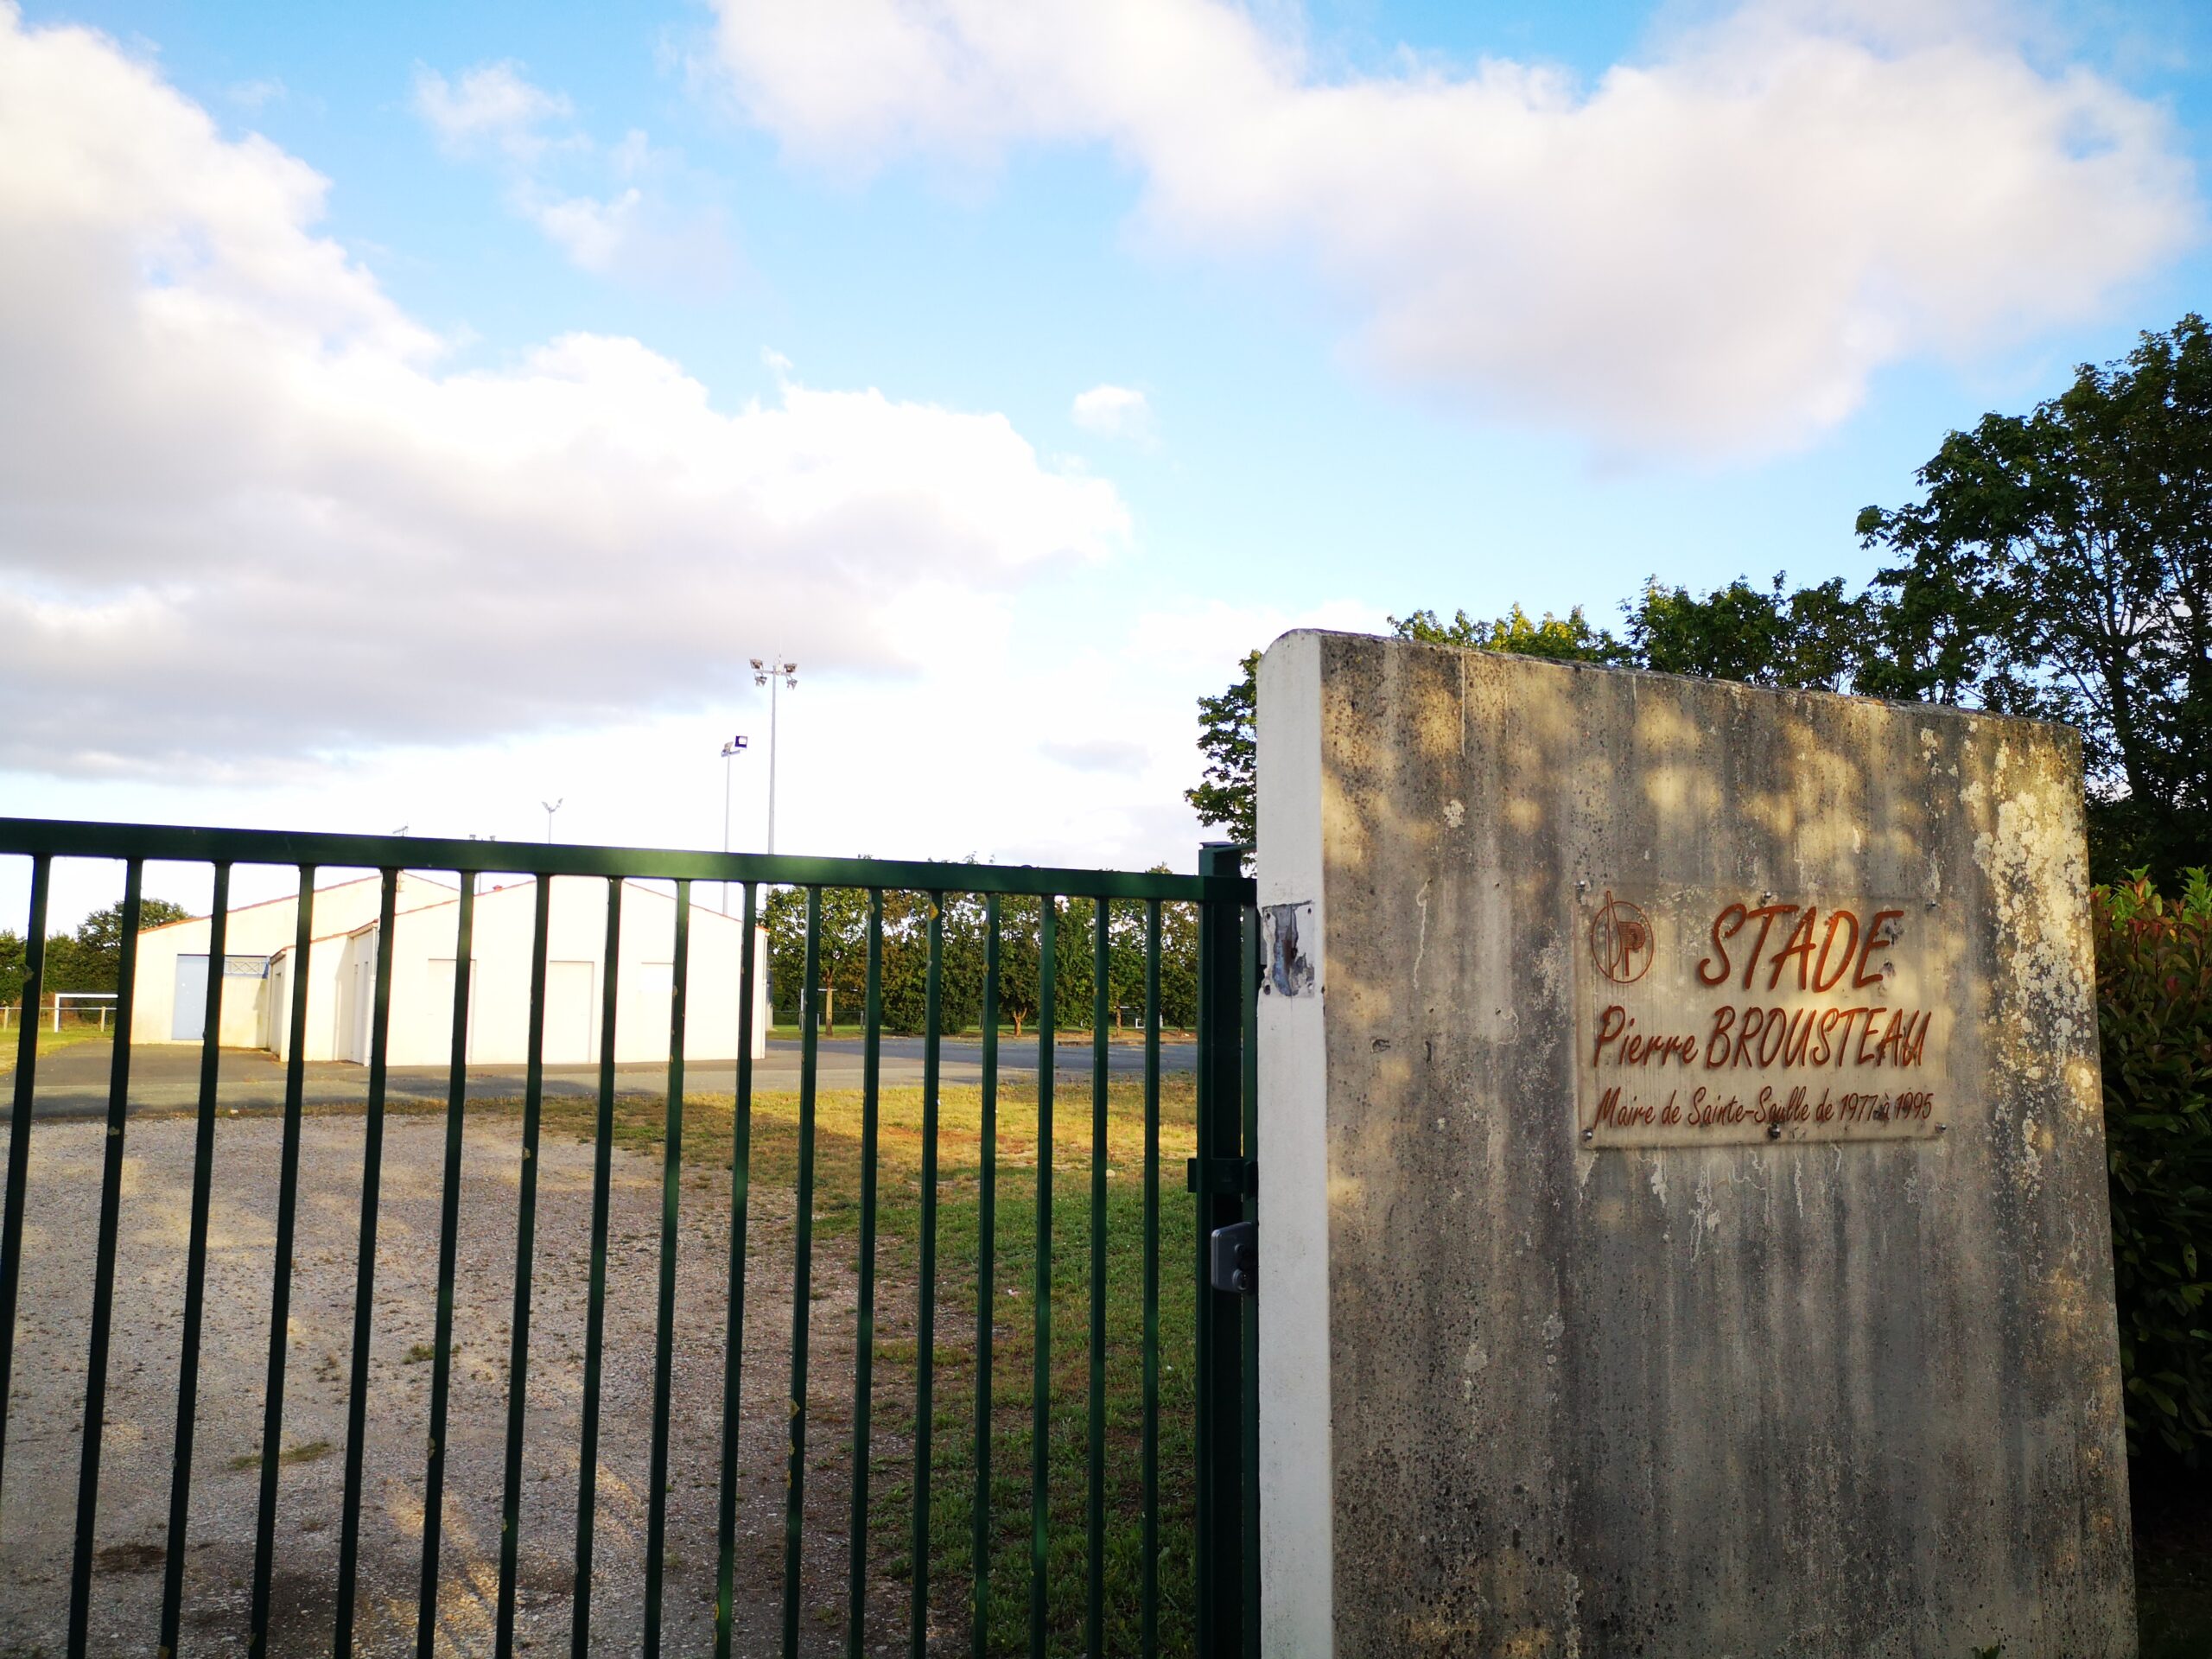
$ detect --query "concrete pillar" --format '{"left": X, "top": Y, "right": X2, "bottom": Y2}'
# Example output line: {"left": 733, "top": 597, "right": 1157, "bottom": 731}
{"left": 1255, "top": 630, "right": 2133, "bottom": 1658}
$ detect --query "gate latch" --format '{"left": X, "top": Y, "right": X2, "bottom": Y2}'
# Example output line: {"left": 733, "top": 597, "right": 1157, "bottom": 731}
{"left": 1210, "top": 1221, "right": 1257, "bottom": 1296}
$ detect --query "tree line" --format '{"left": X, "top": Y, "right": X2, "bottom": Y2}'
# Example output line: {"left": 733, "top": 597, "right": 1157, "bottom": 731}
{"left": 760, "top": 880, "right": 1202, "bottom": 1037}
{"left": 1191, "top": 315, "right": 2212, "bottom": 882}
{"left": 0, "top": 897, "right": 195, "bottom": 1011}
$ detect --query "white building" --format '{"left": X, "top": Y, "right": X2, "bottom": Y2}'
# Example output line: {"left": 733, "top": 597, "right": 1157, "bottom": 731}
{"left": 134, "top": 875, "right": 769, "bottom": 1065}
{"left": 130, "top": 873, "right": 450, "bottom": 1050}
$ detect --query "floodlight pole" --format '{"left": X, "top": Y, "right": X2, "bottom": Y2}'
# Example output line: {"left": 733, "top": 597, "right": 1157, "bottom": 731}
{"left": 720, "top": 734, "right": 749, "bottom": 912}
{"left": 750, "top": 657, "right": 798, "bottom": 855}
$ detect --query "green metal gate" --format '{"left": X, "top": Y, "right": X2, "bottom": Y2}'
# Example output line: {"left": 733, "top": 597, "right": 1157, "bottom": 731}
{"left": 0, "top": 818, "right": 1257, "bottom": 1657}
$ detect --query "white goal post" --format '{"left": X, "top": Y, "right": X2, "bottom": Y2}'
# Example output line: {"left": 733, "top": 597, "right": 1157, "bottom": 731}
{"left": 50, "top": 991, "right": 118, "bottom": 1033}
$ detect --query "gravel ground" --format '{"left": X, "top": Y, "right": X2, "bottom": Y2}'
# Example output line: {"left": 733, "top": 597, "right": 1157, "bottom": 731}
{"left": 0, "top": 1109, "right": 923, "bottom": 1656}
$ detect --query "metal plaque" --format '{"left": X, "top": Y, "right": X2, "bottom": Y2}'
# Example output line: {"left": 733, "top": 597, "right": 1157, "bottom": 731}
{"left": 1574, "top": 886, "right": 1952, "bottom": 1148}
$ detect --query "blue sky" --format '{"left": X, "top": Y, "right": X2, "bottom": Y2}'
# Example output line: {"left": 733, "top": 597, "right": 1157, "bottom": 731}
{"left": 4, "top": 0, "right": 2210, "bottom": 924}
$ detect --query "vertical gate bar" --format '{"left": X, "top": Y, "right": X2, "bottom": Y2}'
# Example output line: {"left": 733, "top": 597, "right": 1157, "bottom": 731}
{"left": 334, "top": 868, "right": 401, "bottom": 1656}
{"left": 494, "top": 874, "right": 555, "bottom": 1656}
{"left": 1192, "top": 880, "right": 1216, "bottom": 1649}
{"left": 1192, "top": 846, "right": 1248, "bottom": 1659}
{"left": 66, "top": 857, "right": 143, "bottom": 1659}
{"left": 970, "top": 897, "right": 1001, "bottom": 1659}
{"left": 0, "top": 851, "right": 51, "bottom": 1505}
{"left": 417, "top": 874, "right": 477, "bottom": 1656}
{"left": 1086, "top": 900, "right": 1110, "bottom": 1659}
{"left": 642, "top": 879, "right": 692, "bottom": 1657}
{"left": 1239, "top": 899, "right": 1262, "bottom": 1659}
{"left": 715, "top": 880, "right": 757, "bottom": 1659}
{"left": 1028, "top": 897, "right": 1057, "bottom": 1658}
{"left": 250, "top": 868, "right": 316, "bottom": 1656}
{"left": 780, "top": 887, "right": 823, "bottom": 1659}
{"left": 571, "top": 877, "right": 622, "bottom": 1658}
{"left": 908, "top": 895, "right": 944, "bottom": 1659}
{"left": 1140, "top": 899, "right": 1162, "bottom": 1659}
{"left": 247, "top": 875, "right": 316, "bottom": 1654}
{"left": 158, "top": 861, "right": 232, "bottom": 1656}
{"left": 845, "top": 891, "right": 884, "bottom": 1657}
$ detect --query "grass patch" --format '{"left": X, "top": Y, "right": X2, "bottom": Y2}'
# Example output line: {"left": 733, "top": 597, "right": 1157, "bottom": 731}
{"left": 521, "top": 1073, "right": 1203, "bottom": 1658}
{"left": 0, "top": 1023, "right": 109, "bottom": 1072}
{"left": 226, "top": 1440, "right": 334, "bottom": 1472}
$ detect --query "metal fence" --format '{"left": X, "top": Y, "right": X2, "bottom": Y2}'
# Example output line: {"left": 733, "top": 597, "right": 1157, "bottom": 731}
{"left": 0, "top": 818, "right": 1257, "bottom": 1658}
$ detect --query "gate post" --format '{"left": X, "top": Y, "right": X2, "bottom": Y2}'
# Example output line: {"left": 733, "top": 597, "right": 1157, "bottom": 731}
{"left": 1195, "top": 842, "right": 1258, "bottom": 1657}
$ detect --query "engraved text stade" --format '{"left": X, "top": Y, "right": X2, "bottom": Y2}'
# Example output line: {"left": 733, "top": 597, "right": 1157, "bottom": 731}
{"left": 1592, "top": 901, "right": 1929, "bottom": 1071}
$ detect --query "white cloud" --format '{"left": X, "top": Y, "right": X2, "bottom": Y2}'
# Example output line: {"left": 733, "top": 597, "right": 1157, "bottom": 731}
{"left": 1071, "top": 384, "right": 1155, "bottom": 445}
{"left": 412, "top": 60, "right": 574, "bottom": 162}
{"left": 519, "top": 183, "right": 737, "bottom": 289}
{"left": 1040, "top": 734, "right": 1152, "bottom": 772}
{"left": 227, "top": 77, "right": 287, "bottom": 110}
{"left": 415, "top": 58, "right": 731, "bottom": 286}
{"left": 0, "top": 9, "right": 1127, "bottom": 779}
{"left": 528, "top": 188, "right": 645, "bottom": 270}
{"left": 707, "top": 0, "right": 2198, "bottom": 456}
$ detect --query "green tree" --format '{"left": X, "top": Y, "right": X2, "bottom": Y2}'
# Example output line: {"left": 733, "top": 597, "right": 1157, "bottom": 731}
{"left": 933, "top": 888, "right": 986, "bottom": 1036}
{"left": 1392, "top": 602, "right": 1625, "bottom": 663}
{"left": 39, "top": 897, "right": 195, "bottom": 995}
{"left": 1056, "top": 896, "right": 1097, "bottom": 1025}
{"left": 1859, "top": 314, "right": 2212, "bottom": 876}
{"left": 1104, "top": 893, "right": 1152, "bottom": 1029}
{"left": 995, "top": 894, "right": 1043, "bottom": 1038}
{"left": 0, "top": 928, "right": 25, "bottom": 1012}
{"left": 1157, "top": 899, "right": 1199, "bottom": 1030}
{"left": 1624, "top": 574, "right": 1870, "bottom": 690}
{"left": 761, "top": 884, "right": 872, "bottom": 1036}
{"left": 2094, "top": 868, "right": 2212, "bottom": 1468}
{"left": 1185, "top": 649, "right": 1258, "bottom": 847}
{"left": 878, "top": 887, "right": 987, "bottom": 1037}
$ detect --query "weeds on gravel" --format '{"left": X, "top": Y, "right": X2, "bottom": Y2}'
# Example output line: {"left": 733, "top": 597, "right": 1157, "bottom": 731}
{"left": 226, "top": 1440, "right": 333, "bottom": 1472}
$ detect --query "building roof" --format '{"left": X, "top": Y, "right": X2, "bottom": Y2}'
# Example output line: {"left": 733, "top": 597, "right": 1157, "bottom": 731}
{"left": 139, "top": 870, "right": 458, "bottom": 938}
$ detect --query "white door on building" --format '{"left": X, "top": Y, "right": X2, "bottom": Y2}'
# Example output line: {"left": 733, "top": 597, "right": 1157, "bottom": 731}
{"left": 544, "top": 961, "right": 594, "bottom": 1064}
{"left": 349, "top": 957, "right": 375, "bottom": 1065}
{"left": 265, "top": 957, "right": 288, "bottom": 1054}
{"left": 173, "top": 955, "right": 209, "bottom": 1041}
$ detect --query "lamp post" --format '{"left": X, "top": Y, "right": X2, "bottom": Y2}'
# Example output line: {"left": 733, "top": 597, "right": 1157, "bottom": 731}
{"left": 720, "top": 734, "right": 748, "bottom": 912}
{"left": 542, "top": 798, "right": 563, "bottom": 843}
{"left": 749, "top": 657, "right": 798, "bottom": 855}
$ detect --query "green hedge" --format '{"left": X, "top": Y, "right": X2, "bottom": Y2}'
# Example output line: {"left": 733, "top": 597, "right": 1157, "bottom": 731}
{"left": 2096, "top": 869, "right": 2212, "bottom": 1468}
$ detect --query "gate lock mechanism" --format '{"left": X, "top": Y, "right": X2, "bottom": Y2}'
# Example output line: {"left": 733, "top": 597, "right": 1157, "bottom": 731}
{"left": 1210, "top": 1221, "right": 1257, "bottom": 1297}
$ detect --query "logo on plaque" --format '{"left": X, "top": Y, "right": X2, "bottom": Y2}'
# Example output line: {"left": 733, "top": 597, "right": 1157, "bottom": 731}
{"left": 1588, "top": 891, "right": 1653, "bottom": 984}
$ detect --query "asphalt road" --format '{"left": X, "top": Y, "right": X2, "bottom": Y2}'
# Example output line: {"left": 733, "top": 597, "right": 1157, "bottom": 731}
{"left": 8, "top": 1033, "right": 1198, "bottom": 1119}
